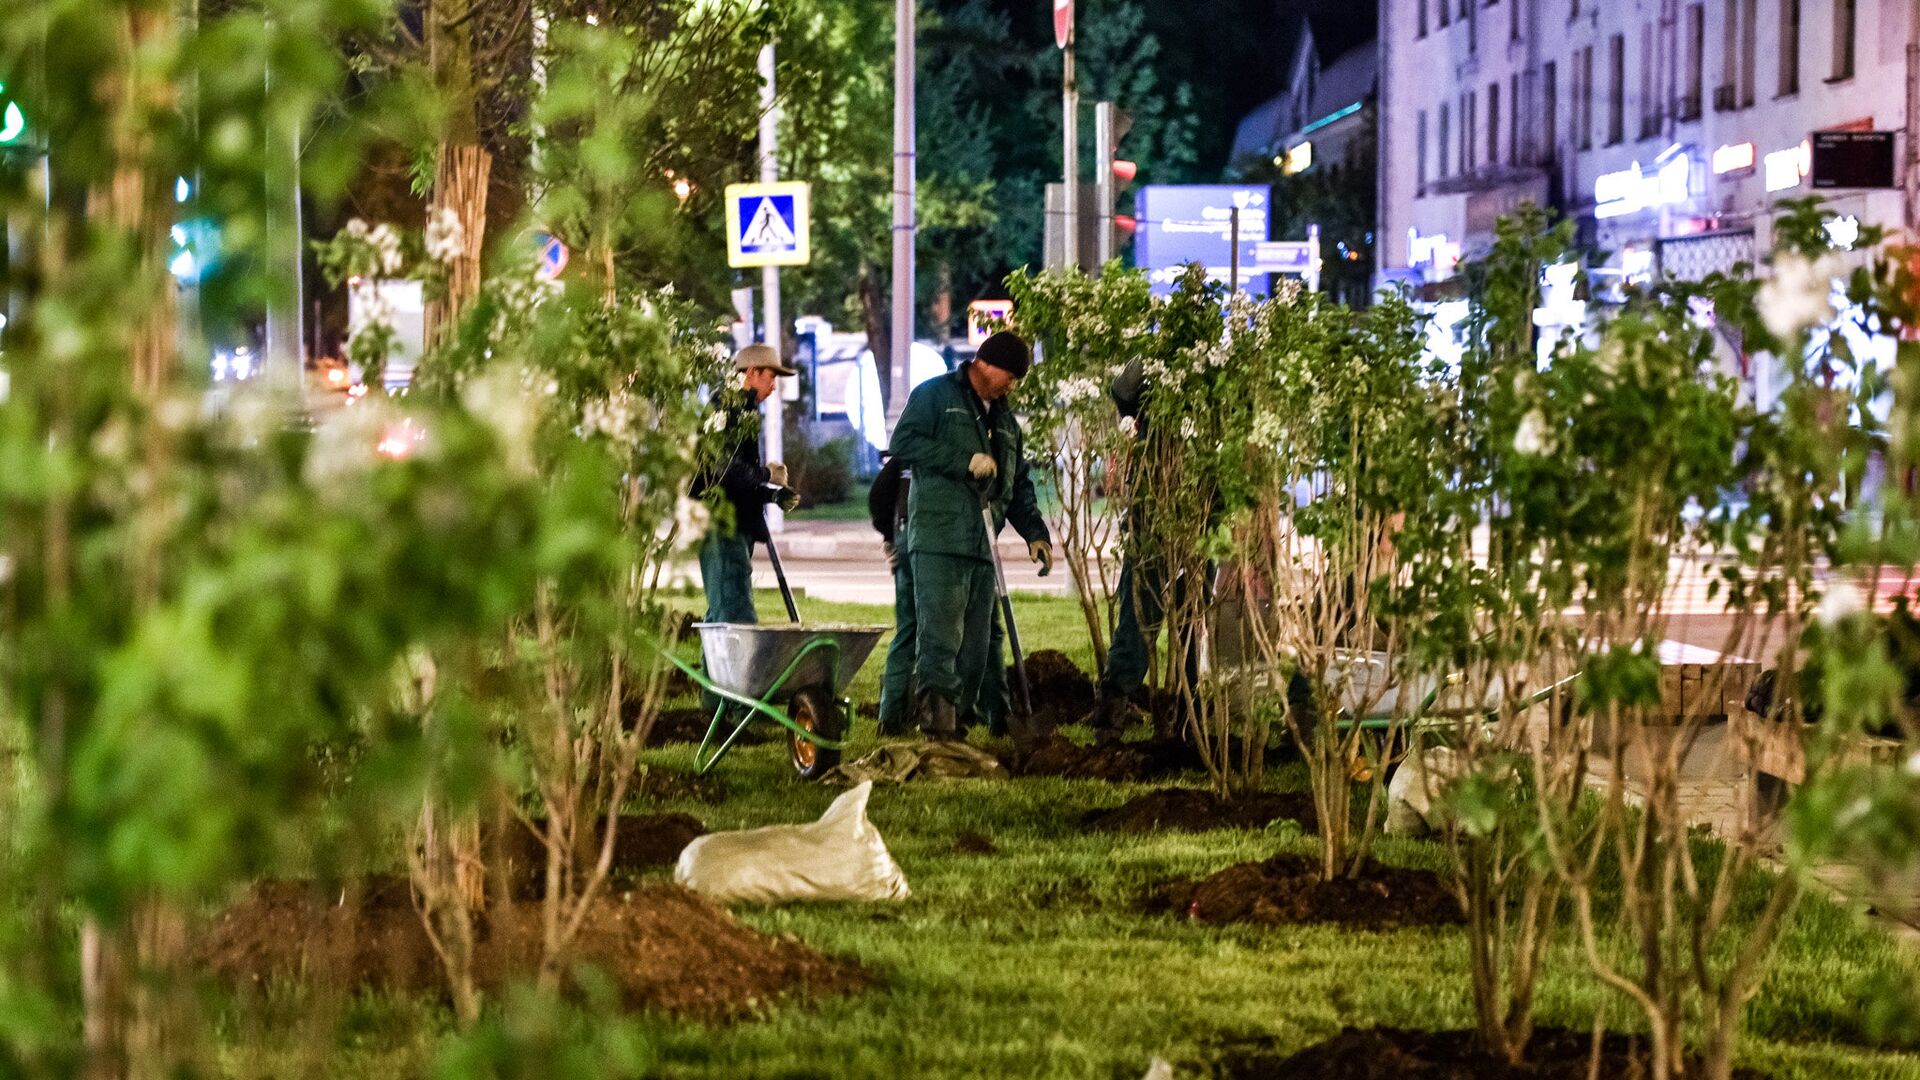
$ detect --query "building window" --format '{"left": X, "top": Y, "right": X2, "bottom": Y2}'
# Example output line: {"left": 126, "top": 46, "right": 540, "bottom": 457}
{"left": 1716, "top": 0, "right": 1738, "bottom": 109}
{"left": 1776, "top": 0, "right": 1799, "bottom": 95}
{"left": 1417, "top": 109, "right": 1429, "bottom": 194}
{"left": 1682, "top": 4, "right": 1704, "bottom": 117}
{"left": 1487, "top": 81, "right": 1501, "bottom": 165}
{"left": 1438, "top": 102, "right": 1451, "bottom": 178}
{"left": 1440, "top": 0, "right": 1450, "bottom": 29}
{"left": 1464, "top": 90, "right": 1477, "bottom": 173}
{"left": 1607, "top": 34, "right": 1624, "bottom": 145}
{"left": 1832, "top": 0, "right": 1857, "bottom": 80}
{"left": 1640, "top": 23, "right": 1658, "bottom": 137}
{"left": 1511, "top": 0, "right": 1521, "bottom": 40}
{"left": 1740, "top": 0, "right": 1757, "bottom": 105}
{"left": 1576, "top": 46, "right": 1594, "bottom": 149}
{"left": 1542, "top": 61, "right": 1558, "bottom": 164}
{"left": 1460, "top": 0, "right": 1470, "bottom": 19}
{"left": 1510, "top": 73, "right": 1521, "bottom": 163}
{"left": 1418, "top": 0, "right": 1428, "bottom": 37}
{"left": 1468, "top": 0, "right": 1478, "bottom": 52}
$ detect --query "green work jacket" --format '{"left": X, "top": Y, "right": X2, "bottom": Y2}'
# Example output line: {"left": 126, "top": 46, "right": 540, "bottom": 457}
{"left": 889, "top": 366, "right": 1049, "bottom": 562}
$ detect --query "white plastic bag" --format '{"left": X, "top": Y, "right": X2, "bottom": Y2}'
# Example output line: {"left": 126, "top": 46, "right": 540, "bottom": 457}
{"left": 674, "top": 781, "right": 911, "bottom": 904}
{"left": 1386, "top": 746, "right": 1461, "bottom": 836}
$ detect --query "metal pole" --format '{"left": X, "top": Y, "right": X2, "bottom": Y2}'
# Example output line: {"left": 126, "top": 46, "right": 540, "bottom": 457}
{"left": 1094, "top": 100, "right": 1113, "bottom": 268}
{"left": 887, "top": 0, "right": 915, "bottom": 428}
{"left": 1062, "top": 24, "right": 1078, "bottom": 271}
{"left": 1307, "top": 222, "right": 1322, "bottom": 294}
{"left": 758, "top": 42, "right": 785, "bottom": 534}
{"left": 1229, "top": 207, "right": 1240, "bottom": 294}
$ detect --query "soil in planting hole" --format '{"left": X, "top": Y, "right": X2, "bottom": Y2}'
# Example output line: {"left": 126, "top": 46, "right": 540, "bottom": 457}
{"left": 200, "top": 880, "right": 868, "bottom": 1023}
{"left": 495, "top": 813, "right": 706, "bottom": 898}
{"left": 1218, "top": 1026, "right": 1767, "bottom": 1079}
{"left": 1081, "top": 788, "right": 1317, "bottom": 834}
{"left": 1147, "top": 853, "right": 1463, "bottom": 930}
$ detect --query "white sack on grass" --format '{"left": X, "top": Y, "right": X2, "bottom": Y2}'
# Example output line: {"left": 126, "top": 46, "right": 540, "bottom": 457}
{"left": 674, "top": 781, "right": 911, "bottom": 904}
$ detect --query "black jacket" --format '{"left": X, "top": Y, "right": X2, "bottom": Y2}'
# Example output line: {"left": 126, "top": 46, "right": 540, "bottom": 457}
{"left": 692, "top": 397, "right": 773, "bottom": 544}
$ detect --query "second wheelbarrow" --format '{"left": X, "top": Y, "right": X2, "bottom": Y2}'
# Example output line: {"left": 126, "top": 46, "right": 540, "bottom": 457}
{"left": 667, "top": 622, "right": 888, "bottom": 781}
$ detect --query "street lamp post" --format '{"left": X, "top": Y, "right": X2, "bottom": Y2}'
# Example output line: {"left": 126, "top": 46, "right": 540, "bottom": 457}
{"left": 758, "top": 42, "right": 786, "bottom": 532}
{"left": 887, "top": 0, "right": 915, "bottom": 427}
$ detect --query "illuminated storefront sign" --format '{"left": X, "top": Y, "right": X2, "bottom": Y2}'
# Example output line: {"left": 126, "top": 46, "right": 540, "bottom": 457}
{"left": 1711, "top": 142, "right": 1755, "bottom": 174}
{"left": 1595, "top": 147, "right": 1693, "bottom": 219}
{"left": 1408, "top": 228, "right": 1461, "bottom": 277}
{"left": 1764, "top": 140, "right": 1812, "bottom": 192}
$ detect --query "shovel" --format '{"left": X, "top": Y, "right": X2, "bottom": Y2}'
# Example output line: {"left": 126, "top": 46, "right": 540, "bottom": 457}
{"left": 763, "top": 502, "right": 801, "bottom": 623}
{"left": 981, "top": 500, "right": 1039, "bottom": 740}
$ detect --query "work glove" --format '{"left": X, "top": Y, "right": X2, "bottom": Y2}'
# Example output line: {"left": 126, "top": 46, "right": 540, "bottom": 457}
{"left": 1028, "top": 540, "right": 1054, "bottom": 577}
{"left": 765, "top": 462, "right": 789, "bottom": 487}
{"left": 775, "top": 487, "right": 801, "bottom": 513}
{"left": 968, "top": 453, "right": 997, "bottom": 480}
{"left": 882, "top": 540, "right": 900, "bottom": 572}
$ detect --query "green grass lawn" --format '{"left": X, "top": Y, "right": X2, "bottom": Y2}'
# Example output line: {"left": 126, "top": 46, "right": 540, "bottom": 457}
{"left": 220, "top": 594, "right": 1920, "bottom": 1079}
{"left": 783, "top": 480, "right": 875, "bottom": 524}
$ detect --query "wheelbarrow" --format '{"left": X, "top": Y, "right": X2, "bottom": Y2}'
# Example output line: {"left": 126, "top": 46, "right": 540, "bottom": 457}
{"left": 665, "top": 623, "right": 888, "bottom": 780}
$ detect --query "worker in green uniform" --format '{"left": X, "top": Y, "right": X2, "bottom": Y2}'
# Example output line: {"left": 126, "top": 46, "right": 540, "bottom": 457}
{"left": 888, "top": 331, "right": 1052, "bottom": 739}
{"left": 692, "top": 343, "right": 799, "bottom": 624}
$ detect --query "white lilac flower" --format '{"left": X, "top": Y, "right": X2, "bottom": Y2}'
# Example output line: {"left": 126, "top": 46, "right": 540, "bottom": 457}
{"left": 367, "top": 223, "right": 404, "bottom": 275}
{"left": 1817, "top": 580, "right": 1867, "bottom": 626}
{"left": 424, "top": 207, "right": 466, "bottom": 264}
{"left": 344, "top": 218, "right": 369, "bottom": 239}
{"left": 704, "top": 410, "right": 729, "bottom": 434}
{"left": 1249, "top": 411, "right": 1285, "bottom": 446}
{"left": 1757, "top": 252, "right": 1840, "bottom": 343}
{"left": 1179, "top": 416, "right": 1198, "bottom": 441}
{"left": 1118, "top": 415, "right": 1139, "bottom": 438}
{"left": 1058, "top": 376, "right": 1101, "bottom": 405}
{"left": 1513, "top": 409, "right": 1551, "bottom": 455}
{"left": 462, "top": 366, "right": 542, "bottom": 475}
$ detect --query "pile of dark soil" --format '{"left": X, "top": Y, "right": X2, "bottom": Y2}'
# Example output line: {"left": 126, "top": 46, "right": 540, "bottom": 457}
{"left": 1020, "top": 649, "right": 1097, "bottom": 729}
{"left": 1219, "top": 1026, "right": 1765, "bottom": 1079}
{"left": 494, "top": 813, "right": 706, "bottom": 898}
{"left": 200, "top": 880, "right": 868, "bottom": 1022}
{"left": 1081, "top": 788, "right": 1316, "bottom": 834}
{"left": 644, "top": 706, "right": 714, "bottom": 744}
{"left": 1148, "top": 854, "right": 1462, "bottom": 929}
{"left": 1007, "top": 733, "right": 1220, "bottom": 781}
{"left": 635, "top": 766, "right": 729, "bottom": 805}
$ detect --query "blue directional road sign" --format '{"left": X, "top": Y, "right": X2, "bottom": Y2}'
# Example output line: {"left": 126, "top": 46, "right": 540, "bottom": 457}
{"left": 532, "top": 230, "right": 569, "bottom": 281}
{"left": 725, "top": 181, "right": 812, "bottom": 268}
{"left": 1135, "top": 184, "right": 1272, "bottom": 296}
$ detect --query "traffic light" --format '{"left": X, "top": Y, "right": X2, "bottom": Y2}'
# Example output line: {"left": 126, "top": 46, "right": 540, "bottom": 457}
{"left": 0, "top": 81, "right": 30, "bottom": 151}
{"left": 1094, "top": 101, "right": 1135, "bottom": 267}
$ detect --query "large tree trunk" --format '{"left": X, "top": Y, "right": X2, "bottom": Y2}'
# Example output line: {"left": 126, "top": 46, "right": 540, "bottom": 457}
{"left": 423, "top": 0, "right": 491, "bottom": 348}
{"left": 859, "top": 259, "right": 891, "bottom": 408}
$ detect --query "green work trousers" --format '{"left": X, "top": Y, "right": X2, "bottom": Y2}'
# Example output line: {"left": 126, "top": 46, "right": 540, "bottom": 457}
{"left": 910, "top": 551, "right": 996, "bottom": 709}
{"left": 882, "top": 550, "right": 1008, "bottom": 734}
{"left": 699, "top": 532, "right": 757, "bottom": 625}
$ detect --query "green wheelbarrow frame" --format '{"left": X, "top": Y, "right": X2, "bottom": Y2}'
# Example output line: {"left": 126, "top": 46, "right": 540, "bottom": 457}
{"left": 662, "top": 638, "right": 855, "bottom": 775}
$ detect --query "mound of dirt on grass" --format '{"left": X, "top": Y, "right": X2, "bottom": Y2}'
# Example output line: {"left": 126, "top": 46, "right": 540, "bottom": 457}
{"left": 1006, "top": 734, "right": 1198, "bottom": 781}
{"left": 1148, "top": 854, "right": 1462, "bottom": 930}
{"left": 1081, "top": 788, "right": 1316, "bottom": 833}
{"left": 495, "top": 813, "right": 706, "bottom": 898}
{"left": 645, "top": 706, "right": 715, "bottom": 744}
{"left": 1020, "top": 649, "right": 1097, "bottom": 728}
{"left": 1219, "top": 1026, "right": 1766, "bottom": 1079}
{"left": 200, "top": 880, "right": 868, "bottom": 1023}
{"left": 954, "top": 831, "right": 998, "bottom": 855}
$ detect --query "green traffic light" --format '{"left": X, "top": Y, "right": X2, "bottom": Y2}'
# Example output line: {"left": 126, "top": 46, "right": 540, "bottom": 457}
{"left": 0, "top": 81, "right": 25, "bottom": 145}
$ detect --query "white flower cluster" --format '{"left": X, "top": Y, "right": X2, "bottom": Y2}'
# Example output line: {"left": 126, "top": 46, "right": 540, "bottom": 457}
{"left": 654, "top": 494, "right": 712, "bottom": 547}
{"left": 580, "top": 389, "right": 639, "bottom": 449}
{"left": 1817, "top": 580, "right": 1867, "bottom": 626}
{"left": 1248, "top": 411, "right": 1285, "bottom": 447}
{"left": 704, "top": 410, "right": 730, "bottom": 434}
{"left": 424, "top": 206, "right": 466, "bottom": 265}
{"left": 462, "top": 366, "right": 543, "bottom": 475}
{"left": 1178, "top": 416, "right": 1198, "bottom": 441}
{"left": 1512, "top": 408, "right": 1552, "bottom": 455}
{"left": 1118, "top": 415, "right": 1139, "bottom": 438}
{"left": 344, "top": 218, "right": 404, "bottom": 276}
{"left": 1057, "top": 376, "right": 1103, "bottom": 406}
{"left": 1757, "top": 252, "right": 1840, "bottom": 343}
{"left": 348, "top": 278, "right": 394, "bottom": 348}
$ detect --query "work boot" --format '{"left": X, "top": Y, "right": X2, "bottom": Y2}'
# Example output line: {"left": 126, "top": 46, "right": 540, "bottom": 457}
{"left": 1090, "top": 692, "right": 1130, "bottom": 746}
{"left": 918, "top": 693, "right": 959, "bottom": 741}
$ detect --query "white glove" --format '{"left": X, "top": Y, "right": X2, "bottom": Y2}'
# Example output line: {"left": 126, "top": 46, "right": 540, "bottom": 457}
{"left": 968, "top": 453, "right": 997, "bottom": 480}
{"left": 766, "top": 462, "right": 789, "bottom": 486}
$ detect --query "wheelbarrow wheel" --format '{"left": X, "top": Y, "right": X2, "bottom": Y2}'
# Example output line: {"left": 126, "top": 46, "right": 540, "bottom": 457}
{"left": 787, "top": 687, "right": 844, "bottom": 781}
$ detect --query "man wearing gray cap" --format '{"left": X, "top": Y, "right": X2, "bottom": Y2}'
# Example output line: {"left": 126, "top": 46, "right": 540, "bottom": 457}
{"left": 691, "top": 343, "right": 800, "bottom": 624}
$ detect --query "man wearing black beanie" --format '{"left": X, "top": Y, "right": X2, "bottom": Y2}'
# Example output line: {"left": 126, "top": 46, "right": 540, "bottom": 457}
{"left": 887, "top": 330, "right": 1053, "bottom": 740}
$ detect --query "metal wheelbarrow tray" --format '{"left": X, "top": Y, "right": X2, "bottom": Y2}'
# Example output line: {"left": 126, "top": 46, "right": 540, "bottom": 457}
{"left": 667, "top": 622, "right": 889, "bottom": 780}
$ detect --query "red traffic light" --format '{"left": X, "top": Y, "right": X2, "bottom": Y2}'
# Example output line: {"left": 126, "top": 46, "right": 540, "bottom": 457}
{"left": 1112, "top": 159, "right": 1138, "bottom": 183}
{"left": 1114, "top": 214, "right": 1137, "bottom": 233}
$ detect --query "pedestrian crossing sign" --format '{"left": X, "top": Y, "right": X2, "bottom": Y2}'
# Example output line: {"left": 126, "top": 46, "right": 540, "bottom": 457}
{"left": 725, "top": 181, "right": 811, "bottom": 268}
